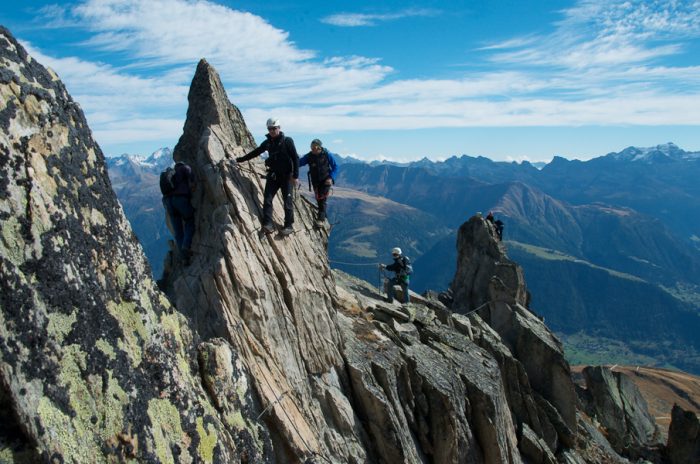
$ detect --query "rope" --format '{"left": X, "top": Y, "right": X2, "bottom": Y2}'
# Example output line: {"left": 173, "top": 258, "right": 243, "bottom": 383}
{"left": 256, "top": 354, "right": 332, "bottom": 463}
{"left": 463, "top": 298, "right": 507, "bottom": 317}
{"left": 328, "top": 260, "right": 381, "bottom": 267}
{"left": 233, "top": 160, "right": 261, "bottom": 178}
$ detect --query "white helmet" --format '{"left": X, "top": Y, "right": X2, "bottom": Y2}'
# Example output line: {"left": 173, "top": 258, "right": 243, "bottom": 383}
{"left": 266, "top": 117, "right": 280, "bottom": 128}
{"left": 391, "top": 247, "right": 402, "bottom": 256}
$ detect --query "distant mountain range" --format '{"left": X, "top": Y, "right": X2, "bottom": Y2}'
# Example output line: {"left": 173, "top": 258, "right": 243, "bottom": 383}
{"left": 106, "top": 148, "right": 173, "bottom": 278}
{"left": 107, "top": 143, "right": 700, "bottom": 373}
{"left": 333, "top": 142, "right": 700, "bottom": 373}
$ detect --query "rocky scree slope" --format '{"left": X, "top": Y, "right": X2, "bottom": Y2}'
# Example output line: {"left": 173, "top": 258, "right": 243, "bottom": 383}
{"left": 0, "top": 26, "right": 688, "bottom": 463}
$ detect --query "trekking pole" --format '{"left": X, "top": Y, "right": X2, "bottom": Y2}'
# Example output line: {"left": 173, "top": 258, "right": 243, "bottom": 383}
{"left": 377, "top": 266, "right": 389, "bottom": 296}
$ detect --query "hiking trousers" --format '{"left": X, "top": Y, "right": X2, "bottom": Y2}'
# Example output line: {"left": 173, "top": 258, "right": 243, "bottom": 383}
{"left": 263, "top": 175, "right": 294, "bottom": 228}
{"left": 164, "top": 195, "right": 195, "bottom": 252}
{"left": 387, "top": 277, "right": 410, "bottom": 304}
{"left": 313, "top": 182, "right": 331, "bottom": 221}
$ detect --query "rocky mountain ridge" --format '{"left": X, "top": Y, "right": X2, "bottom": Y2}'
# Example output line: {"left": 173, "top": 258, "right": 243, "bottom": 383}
{"left": 332, "top": 144, "right": 700, "bottom": 373}
{"left": 2, "top": 26, "right": 698, "bottom": 463}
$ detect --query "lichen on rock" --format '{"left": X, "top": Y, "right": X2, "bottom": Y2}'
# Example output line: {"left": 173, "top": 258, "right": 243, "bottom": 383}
{"left": 0, "top": 26, "right": 242, "bottom": 463}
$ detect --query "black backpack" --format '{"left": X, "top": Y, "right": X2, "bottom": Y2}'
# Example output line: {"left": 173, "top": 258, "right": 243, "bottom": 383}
{"left": 265, "top": 136, "right": 295, "bottom": 174}
{"left": 402, "top": 256, "right": 413, "bottom": 275}
{"left": 159, "top": 166, "right": 177, "bottom": 195}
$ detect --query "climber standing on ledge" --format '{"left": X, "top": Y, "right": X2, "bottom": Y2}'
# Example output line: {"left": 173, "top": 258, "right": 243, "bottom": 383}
{"left": 161, "top": 161, "right": 196, "bottom": 266}
{"left": 299, "top": 138, "right": 338, "bottom": 227}
{"left": 380, "top": 247, "right": 413, "bottom": 304}
{"left": 236, "top": 118, "right": 300, "bottom": 236}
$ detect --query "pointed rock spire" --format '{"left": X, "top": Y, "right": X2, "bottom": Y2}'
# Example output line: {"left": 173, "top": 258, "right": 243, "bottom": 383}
{"left": 451, "top": 215, "right": 578, "bottom": 434}
{"left": 165, "top": 58, "right": 347, "bottom": 460}
{"left": 174, "top": 58, "right": 256, "bottom": 165}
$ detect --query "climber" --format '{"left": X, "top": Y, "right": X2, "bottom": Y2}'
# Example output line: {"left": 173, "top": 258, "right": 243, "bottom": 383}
{"left": 299, "top": 138, "right": 338, "bottom": 227}
{"left": 161, "top": 161, "right": 196, "bottom": 265}
{"left": 379, "top": 247, "right": 413, "bottom": 304}
{"left": 236, "top": 118, "right": 300, "bottom": 236}
{"left": 494, "top": 218, "right": 504, "bottom": 241}
{"left": 486, "top": 211, "right": 495, "bottom": 223}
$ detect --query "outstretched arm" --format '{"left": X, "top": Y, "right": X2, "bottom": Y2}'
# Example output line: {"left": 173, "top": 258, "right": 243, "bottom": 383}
{"left": 236, "top": 141, "right": 267, "bottom": 162}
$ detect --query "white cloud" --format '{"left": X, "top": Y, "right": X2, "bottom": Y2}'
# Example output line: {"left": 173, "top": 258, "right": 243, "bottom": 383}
{"left": 321, "top": 8, "right": 439, "bottom": 27}
{"left": 92, "top": 118, "right": 183, "bottom": 144}
{"left": 488, "top": 0, "right": 700, "bottom": 68}
{"left": 26, "top": 0, "right": 700, "bottom": 155}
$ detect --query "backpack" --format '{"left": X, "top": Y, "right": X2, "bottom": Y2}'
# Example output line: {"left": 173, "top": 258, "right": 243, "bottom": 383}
{"left": 265, "top": 136, "right": 295, "bottom": 174}
{"left": 402, "top": 256, "right": 413, "bottom": 275}
{"left": 159, "top": 167, "right": 177, "bottom": 195}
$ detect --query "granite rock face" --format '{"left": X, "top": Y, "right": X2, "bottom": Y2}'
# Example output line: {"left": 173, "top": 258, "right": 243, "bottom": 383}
{"left": 667, "top": 403, "right": 700, "bottom": 464}
{"left": 0, "top": 27, "right": 259, "bottom": 463}
{"left": 161, "top": 58, "right": 349, "bottom": 462}
{"left": 0, "top": 25, "right": 668, "bottom": 464}
{"left": 451, "top": 217, "right": 578, "bottom": 444}
{"left": 577, "top": 366, "right": 660, "bottom": 454}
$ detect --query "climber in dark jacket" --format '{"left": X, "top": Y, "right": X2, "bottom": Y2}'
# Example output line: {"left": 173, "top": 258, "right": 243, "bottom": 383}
{"left": 236, "top": 118, "right": 299, "bottom": 235}
{"left": 380, "top": 247, "right": 412, "bottom": 304}
{"left": 494, "top": 219, "right": 504, "bottom": 241}
{"left": 163, "top": 162, "right": 196, "bottom": 265}
{"left": 299, "top": 138, "right": 338, "bottom": 225}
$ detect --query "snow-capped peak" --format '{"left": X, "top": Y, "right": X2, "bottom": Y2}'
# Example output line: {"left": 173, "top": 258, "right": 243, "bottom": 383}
{"left": 143, "top": 147, "right": 173, "bottom": 168}
{"left": 610, "top": 143, "right": 700, "bottom": 163}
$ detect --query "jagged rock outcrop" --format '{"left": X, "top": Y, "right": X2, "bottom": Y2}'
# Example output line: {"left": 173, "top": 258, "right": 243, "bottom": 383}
{"left": 2, "top": 24, "right": 670, "bottom": 464}
{"left": 451, "top": 217, "right": 578, "bottom": 448}
{"left": 577, "top": 366, "right": 660, "bottom": 455}
{"left": 0, "top": 27, "right": 259, "bottom": 462}
{"left": 334, "top": 272, "right": 522, "bottom": 463}
{"left": 667, "top": 404, "right": 700, "bottom": 464}
{"left": 162, "top": 59, "right": 350, "bottom": 462}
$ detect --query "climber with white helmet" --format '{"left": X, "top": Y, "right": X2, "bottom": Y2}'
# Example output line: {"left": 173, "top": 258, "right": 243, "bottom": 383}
{"left": 236, "top": 117, "right": 300, "bottom": 236}
{"left": 379, "top": 247, "right": 413, "bottom": 304}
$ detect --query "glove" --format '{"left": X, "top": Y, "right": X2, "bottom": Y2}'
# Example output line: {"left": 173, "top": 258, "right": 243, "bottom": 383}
{"left": 324, "top": 178, "right": 333, "bottom": 186}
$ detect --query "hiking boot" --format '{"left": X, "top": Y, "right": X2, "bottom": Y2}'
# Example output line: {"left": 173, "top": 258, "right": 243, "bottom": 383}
{"left": 315, "top": 219, "right": 326, "bottom": 228}
{"left": 280, "top": 226, "right": 294, "bottom": 236}
{"left": 262, "top": 223, "right": 275, "bottom": 234}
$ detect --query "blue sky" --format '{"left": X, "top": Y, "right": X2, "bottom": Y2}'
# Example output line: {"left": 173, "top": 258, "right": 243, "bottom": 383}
{"left": 3, "top": 0, "right": 700, "bottom": 161}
